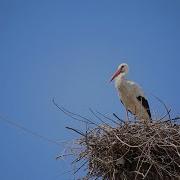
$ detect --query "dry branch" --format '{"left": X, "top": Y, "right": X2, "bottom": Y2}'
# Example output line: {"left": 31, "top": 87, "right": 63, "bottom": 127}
{"left": 53, "top": 99, "right": 180, "bottom": 180}
{"left": 68, "top": 119, "right": 180, "bottom": 180}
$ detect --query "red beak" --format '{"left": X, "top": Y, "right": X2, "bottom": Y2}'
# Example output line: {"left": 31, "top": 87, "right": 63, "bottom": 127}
{"left": 110, "top": 69, "right": 121, "bottom": 82}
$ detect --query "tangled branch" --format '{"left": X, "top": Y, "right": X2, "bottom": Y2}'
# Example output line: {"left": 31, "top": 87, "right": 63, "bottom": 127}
{"left": 54, "top": 99, "right": 180, "bottom": 180}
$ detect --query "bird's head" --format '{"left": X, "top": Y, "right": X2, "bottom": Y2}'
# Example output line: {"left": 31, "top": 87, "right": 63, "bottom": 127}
{"left": 110, "top": 63, "right": 129, "bottom": 82}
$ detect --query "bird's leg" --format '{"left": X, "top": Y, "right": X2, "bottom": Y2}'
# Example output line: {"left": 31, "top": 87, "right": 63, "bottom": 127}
{"left": 134, "top": 106, "right": 138, "bottom": 122}
{"left": 126, "top": 109, "right": 129, "bottom": 122}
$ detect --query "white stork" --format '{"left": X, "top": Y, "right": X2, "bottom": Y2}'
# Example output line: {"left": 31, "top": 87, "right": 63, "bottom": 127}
{"left": 110, "top": 63, "right": 151, "bottom": 122}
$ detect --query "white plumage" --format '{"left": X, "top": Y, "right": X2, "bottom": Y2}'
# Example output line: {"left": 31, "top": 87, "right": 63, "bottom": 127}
{"left": 110, "top": 63, "right": 151, "bottom": 122}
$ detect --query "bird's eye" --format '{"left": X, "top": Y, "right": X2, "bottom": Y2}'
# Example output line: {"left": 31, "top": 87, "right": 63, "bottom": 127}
{"left": 120, "top": 65, "right": 126, "bottom": 72}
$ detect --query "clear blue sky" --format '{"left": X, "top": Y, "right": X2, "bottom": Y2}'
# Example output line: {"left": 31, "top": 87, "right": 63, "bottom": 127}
{"left": 0, "top": 0, "right": 179, "bottom": 179}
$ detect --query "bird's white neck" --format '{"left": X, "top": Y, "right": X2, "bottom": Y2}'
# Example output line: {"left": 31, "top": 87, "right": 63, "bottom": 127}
{"left": 115, "top": 73, "right": 126, "bottom": 89}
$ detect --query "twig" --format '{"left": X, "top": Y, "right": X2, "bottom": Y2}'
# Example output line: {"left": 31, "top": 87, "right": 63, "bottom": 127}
{"left": 113, "top": 113, "right": 125, "bottom": 123}
{"left": 66, "top": 126, "right": 85, "bottom": 137}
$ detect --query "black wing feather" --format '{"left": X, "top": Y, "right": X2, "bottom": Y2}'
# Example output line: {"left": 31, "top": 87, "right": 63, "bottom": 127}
{"left": 137, "top": 96, "right": 151, "bottom": 118}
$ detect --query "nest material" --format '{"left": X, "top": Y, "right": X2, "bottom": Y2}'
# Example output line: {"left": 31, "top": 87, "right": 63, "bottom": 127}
{"left": 65, "top": 118, "right": 180, "bottom": 180}
{"left": 81, "top": 121, "right": 180, "bottom": 180}
{"left": 53, "top": 100, "right": 180, "bottom": 180}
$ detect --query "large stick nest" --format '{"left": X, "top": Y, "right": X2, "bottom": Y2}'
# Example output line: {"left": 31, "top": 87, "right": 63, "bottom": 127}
{"left": 54, "top": 101, "right": 180, "bottom": 180}
{"left": 76, "top": 120, "right": 180, "bottom": 180}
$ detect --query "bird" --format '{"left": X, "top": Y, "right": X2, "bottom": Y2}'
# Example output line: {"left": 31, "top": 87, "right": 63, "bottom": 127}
{"left": 110, "top": 63, "right": 151, "bottom": 122}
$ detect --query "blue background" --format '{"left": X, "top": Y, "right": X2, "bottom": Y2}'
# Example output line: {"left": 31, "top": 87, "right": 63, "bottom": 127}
{"left": 0, "top": 0, "right": 179, "bottom": 179}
